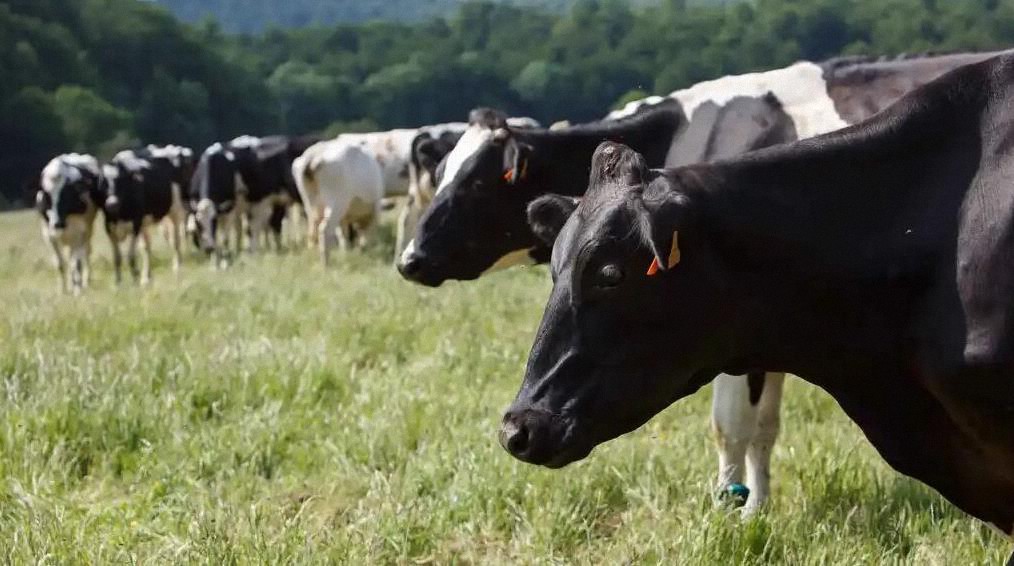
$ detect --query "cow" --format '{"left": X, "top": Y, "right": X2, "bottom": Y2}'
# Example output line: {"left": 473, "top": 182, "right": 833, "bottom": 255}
{"left": 101, "top": 147, "right": 190, "bottom": 284}
{"left": 502, "top": 52, "right": 1014, "bottom": 544}
{"left": 397, "top": 102, "right": 683, "bottom": 285}
{"left": 189, "top": 135, "right": 303, "bottom": 266}
{"left": 394, "top": 118, "right": 544, "bottom": 261}
{"left": 291, "top": 143, "right": 385, "bottom": 265}
{"left": 35, "top": 154, "right": 103, "bottom": 294}
{"left": 399, "top": 51, "right": 1002, "bottom": 513}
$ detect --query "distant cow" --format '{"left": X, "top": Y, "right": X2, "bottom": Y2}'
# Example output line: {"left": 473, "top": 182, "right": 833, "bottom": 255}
{"left": 101, "top": 147, "right": 190, "bottom": 284}
{"left": 190, "top": 136, "right": 303, "bottom": 265}
{"left": 292, "top": 143, "right": 384, "bottom": 265}
{"left": 505, "top": 52, "right": 1014, "bottom": 539}
{"left": 35, "top": 154, "right": 103, "bottom": 294}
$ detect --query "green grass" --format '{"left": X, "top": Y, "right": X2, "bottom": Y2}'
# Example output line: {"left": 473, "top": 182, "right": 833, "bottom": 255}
{"left": 0, "top": 209, "right": 1006, "bottom": 564}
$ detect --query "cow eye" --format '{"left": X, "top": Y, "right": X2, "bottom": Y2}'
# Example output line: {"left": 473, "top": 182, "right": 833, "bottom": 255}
{"left": 596, "top": 264, "right": 624, "bottom": 288}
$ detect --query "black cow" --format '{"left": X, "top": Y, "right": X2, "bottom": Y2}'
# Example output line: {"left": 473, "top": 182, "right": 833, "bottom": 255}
{"left": 102, "top": 147, "right": 190, "bottom": 284}
{"left": 397, "top": 103, "right": 683, "bottom": 285}
{"left": 35, "top": 154, "right": 104, "bottom": 293}
{"left": 189, "top": 135, "right": 305, "bottom": 265}
{"left": 504, "top": 54, "right": 1014, "bottom": 539}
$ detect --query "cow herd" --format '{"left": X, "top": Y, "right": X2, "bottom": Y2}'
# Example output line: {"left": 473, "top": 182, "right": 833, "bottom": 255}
{"left": 29, "top": 49, "right": 1014, "bottom": 547}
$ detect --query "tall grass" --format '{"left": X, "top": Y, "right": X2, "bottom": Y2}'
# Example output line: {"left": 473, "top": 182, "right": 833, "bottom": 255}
{"left": 0, "top": 210, "right": 1006, "bottom": 564}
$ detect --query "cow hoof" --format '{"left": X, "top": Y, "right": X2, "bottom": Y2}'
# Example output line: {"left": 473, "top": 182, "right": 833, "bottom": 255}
{"left": 718, "top": 483, "right": 750, "bottom": 508}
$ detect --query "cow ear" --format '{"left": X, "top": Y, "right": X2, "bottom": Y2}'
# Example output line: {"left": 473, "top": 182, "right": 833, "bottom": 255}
{"left": 527, "top": 194, "right": 580, "bottom": 246}
{"left": 640, "top": 178, "right": 690, "bottom": 276}
{"left": 504, "top": 141, "right": 533, "bottom": 184}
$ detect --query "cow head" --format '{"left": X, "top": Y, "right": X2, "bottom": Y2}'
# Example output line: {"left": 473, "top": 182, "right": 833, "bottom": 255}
{"left": 101, "top": 157, "right": 147, "bottom": 222}
{"left": 40, "top": 155, "right": 101, "bottom": 233}
{"left": 398, "top": 108, "right": 538, "bottom": 286}
{"left": 190, "top": 144, "right": 237, "bottom": 255}
{"left": 500, "top": 142, "right": 733, "bottom": 468}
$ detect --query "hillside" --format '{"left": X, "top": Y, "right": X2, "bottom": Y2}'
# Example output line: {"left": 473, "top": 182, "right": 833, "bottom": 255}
{"left": 150, "top": 0, "right": 672, "bottom": 32}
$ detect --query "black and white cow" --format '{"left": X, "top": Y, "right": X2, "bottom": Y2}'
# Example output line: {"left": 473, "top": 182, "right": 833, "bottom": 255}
{"left": 101, "top": 146, "right": 191, "bottom": 284}
{"left": 394, "top": 118, "right": 543, "bottom": 261}
{"left": 36, "top": 154, "right": 103, "bottom": 294}
{"left": 397, "top": 102, "right": 683, "bottom": 285}
{"left": 399, "top": 51, "right": 1002, "bottom": 513}
{"left": 189, "top": 135, "right": 303, "bottom": 265}
{"left": 505, "top": 51, "right": 1014, "bottom": 543}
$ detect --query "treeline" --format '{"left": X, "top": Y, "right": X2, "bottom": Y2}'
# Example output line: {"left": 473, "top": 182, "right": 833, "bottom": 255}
{"left": 3, "top": 0, "right": 1014, "bottom": 207}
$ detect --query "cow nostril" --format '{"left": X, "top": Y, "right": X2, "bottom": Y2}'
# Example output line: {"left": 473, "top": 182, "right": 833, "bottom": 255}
{"left": 507, "top": 423, "right": 530, "bottom": 455}
{"left": 499, "top": 418, "right": 531, "bottom": 458}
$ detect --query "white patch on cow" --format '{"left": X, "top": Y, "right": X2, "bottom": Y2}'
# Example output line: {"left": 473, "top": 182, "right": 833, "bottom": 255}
{"left": 399, "top": 239, "right": 416, "bottom": 266}
{"left": 506, "top": 116, "right": 541, "bottom": 129}
{"left": 102, "top": 164, "right": 119, "bottom": 180}
{"left": 671, "top": 62, "right": 847, "bottom": 139}
{"left": 607, "top": 95, "right": 666, "bottom": 120}
{"left": 204, "top": 143, "right": 225, "bottom": 156}
{"left": 230, "top": 135, "right": 261, "bottom": 149}
{"left": 436, "top": 125, "right": 494, "bottom": 195}
{"left": 481, "top": 248, "right": 535, "bottom": 275}
{"left": 606, "top": 62, "right": 848, "bottom": 140}
{"left": 195, "top": 198, "right": 216, "bottom": 223}
{"left": 147, "top": 144, "right": 191, "bottom": 167}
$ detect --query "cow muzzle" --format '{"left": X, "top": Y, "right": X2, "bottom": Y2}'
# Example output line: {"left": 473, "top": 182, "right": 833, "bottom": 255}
{"left": 499, "top": 408, "right": 590, "bottom": 468}
{"left": 397, "top": 249, "right": 445, "bottom": 287}
{"left": 104, "top": 196, "right": 121, "bottom": 217}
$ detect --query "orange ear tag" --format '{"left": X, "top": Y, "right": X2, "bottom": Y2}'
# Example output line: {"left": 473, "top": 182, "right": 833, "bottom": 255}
{"left": 646, "top": 231, "right": 680, "bottom": 276}
{"left": 503, "top": 169, "right": 515, "bottom": 182}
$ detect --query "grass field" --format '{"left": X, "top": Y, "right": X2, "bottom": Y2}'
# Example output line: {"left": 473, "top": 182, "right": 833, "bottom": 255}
{"left": 0, "top": 209, "right": 1006, "bottom": 564}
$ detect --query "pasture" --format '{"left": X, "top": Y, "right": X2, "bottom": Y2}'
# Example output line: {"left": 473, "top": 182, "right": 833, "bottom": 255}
{"left": 0, "top": 209, "right": 1006, "bottom": 564}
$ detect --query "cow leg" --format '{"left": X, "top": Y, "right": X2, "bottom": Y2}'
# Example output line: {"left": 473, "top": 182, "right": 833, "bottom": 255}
{"left": 139, "top": 227, "right": 152, "bottom": 286}
{"left": 127, "top": 232, "right": 141, "bottom": 283}
{"left": 336, "top": 220, "right": 352, "bottom": 253}
{"left": 168, "top": 217, "right": 182, "bottom": 273}
{"left": 47, "top": 236, "right": 68, "bottom": 293}
{"left": 69, "top": 245, "right": 87, "bottom": 295}
{"left": 305, "top": 205, "right": 320, "bottom": 250}
{"left": 82, "top": 237, "right": 92, "bottom": 290}
{"left": 711, "top": 373, "right": 757, "bottom": 508}
{"left": 318, "top": 208, "right": 337, "bottom": 266}
{"left": 218, "top": 213, "right": 233, "bottom": 269}
{"left": 744, "top": 372, "right": 785, "bottom": 515}
{"left": 109, "top": 232, "right": 124, "bottom": 285}
{"left": 394, "top": 197, "right": 419, "bottom": 263}
{"left": 233, "top": 212, "right": 244, "bottom": 259}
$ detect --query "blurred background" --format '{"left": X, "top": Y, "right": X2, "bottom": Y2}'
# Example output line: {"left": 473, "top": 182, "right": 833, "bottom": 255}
{"left": 3, "top": 0, "right": 1013, "bottom": 209}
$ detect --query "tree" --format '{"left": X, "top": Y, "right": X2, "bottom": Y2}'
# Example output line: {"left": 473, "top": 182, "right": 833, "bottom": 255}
{"left": 52, "top": 85, "right": 133, "bottom": 152}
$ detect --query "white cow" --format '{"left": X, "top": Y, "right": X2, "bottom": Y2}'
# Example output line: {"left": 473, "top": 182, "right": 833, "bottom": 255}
{"left": 35, "top": 154, "right": 103, "bottom": 294}
{"left": 292, "top": 143, "right": 384, "bottom": 265}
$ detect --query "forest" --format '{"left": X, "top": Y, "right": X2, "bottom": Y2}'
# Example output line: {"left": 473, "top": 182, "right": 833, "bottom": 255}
{"left": 151, "top": 0, "right": 668, "bottom": 31}
{"left": 3, "top": 0, "right": 1014, "bottom": 207}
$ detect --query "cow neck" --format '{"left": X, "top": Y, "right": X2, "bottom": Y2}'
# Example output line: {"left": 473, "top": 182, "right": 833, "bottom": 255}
{"left": 679, "top": 66, "right": 988, "bottom": 376}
